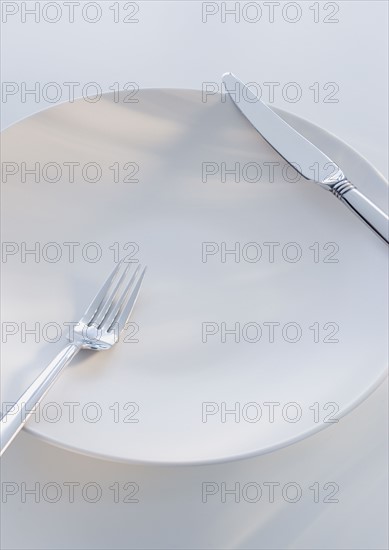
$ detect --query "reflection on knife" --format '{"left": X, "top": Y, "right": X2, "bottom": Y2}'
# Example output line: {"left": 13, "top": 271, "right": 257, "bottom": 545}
{"left": 222, "top": 72, "right": 388, "bottom": 245}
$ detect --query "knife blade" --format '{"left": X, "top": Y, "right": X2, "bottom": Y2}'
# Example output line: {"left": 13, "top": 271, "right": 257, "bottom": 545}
{"left": 222, "top": 72, "right": 388, "bottom": 244}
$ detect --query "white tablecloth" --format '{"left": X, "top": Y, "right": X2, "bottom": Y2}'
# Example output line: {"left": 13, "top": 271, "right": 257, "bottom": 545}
{"left": 1, "top": 2, "right": 387, "bottom": 548}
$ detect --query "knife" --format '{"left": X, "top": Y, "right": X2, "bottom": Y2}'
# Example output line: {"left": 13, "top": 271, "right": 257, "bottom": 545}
{"left": 222, "top": 72, "right": 389, "bottom": 244}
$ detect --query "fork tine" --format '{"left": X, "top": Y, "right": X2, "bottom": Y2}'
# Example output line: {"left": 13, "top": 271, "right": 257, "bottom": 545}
{"left": 80, "top": 260, "right": 123, "bottom": 324}
{"left": 106, "top": 266, "right": 147, "bottom": 333}
{"left": 100, "top": 263, "right": 140, "bottom": 329}
{"left": 91, "top": 261, "right": 133, "bottom": 327}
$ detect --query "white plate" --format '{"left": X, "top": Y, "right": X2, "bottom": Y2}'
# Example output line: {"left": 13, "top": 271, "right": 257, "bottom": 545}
{"left": 1, "top": 89, "right": 388, "bottom": 464}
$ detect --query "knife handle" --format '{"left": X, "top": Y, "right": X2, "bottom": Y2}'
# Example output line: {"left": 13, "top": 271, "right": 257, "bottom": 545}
{"left": 329, "top": 180, "right": 389, "bottom": 244}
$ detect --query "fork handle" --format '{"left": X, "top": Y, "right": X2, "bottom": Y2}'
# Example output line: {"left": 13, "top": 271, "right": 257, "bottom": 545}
{"left": 0, "top": 343, "right": 80, "bottom": 456}
{"left": 330, "top": 180, "right": 389, "bottom": 244}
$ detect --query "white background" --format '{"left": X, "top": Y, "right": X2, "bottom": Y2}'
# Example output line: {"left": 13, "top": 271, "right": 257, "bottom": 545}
{"left": 1, "top": 1, "right": 388, "bottom": 548}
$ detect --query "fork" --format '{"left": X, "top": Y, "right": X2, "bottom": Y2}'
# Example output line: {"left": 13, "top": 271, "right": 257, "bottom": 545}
{"left": 0, "top": 260, "right": 146, "bottom": 457}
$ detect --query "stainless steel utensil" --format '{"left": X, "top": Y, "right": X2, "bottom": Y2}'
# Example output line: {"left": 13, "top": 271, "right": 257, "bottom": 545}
{"left": 0, "top": 260, "right": 146, "bottom": 456}
{"left": 223, "top": 72, "right": 388, "bottom": 244}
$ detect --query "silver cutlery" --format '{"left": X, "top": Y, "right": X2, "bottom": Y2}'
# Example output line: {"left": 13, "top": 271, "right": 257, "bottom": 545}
{"left": 0, "top": 260, "right": 146, "bottom": 456}
{"left": 223, "top": 72, "right": 388, "bottom": 244}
